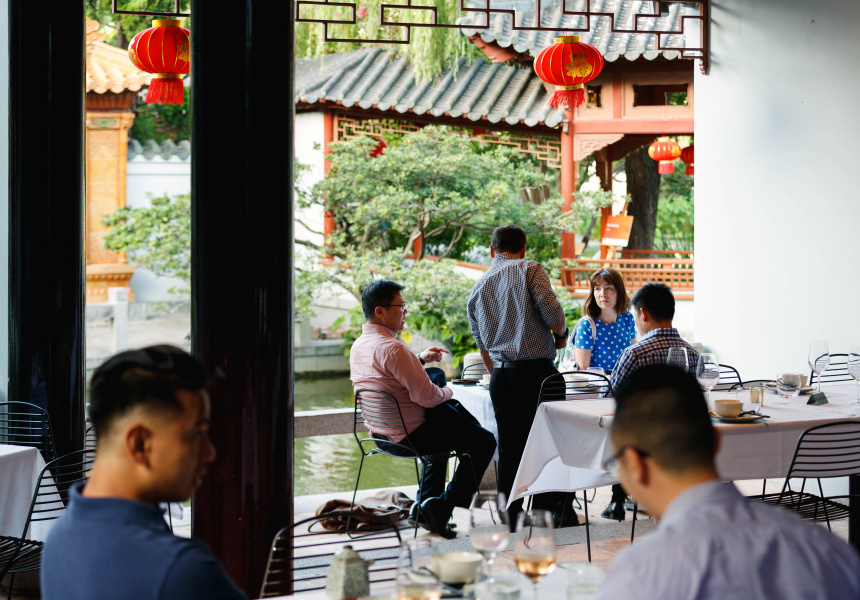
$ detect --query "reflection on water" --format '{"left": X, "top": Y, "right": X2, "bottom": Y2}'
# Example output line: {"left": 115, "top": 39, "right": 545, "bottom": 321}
{"left": 295, "top": 375, "right": 418, "bottom": 497}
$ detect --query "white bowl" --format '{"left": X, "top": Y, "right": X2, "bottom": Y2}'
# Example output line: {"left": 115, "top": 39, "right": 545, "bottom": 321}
{"left": 430, "top": 551, "right": 482, "bottom": 584}
{"left": 713, "top": 399, "right": 743, "bottom": 418}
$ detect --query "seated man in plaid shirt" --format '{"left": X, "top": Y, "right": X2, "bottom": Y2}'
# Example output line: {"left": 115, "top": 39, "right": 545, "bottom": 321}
{"left": 609, "top": 283, "right": 699, "bottom": 392}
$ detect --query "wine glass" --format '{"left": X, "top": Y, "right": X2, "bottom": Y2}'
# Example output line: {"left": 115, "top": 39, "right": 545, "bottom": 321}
{"left": 397, "top": 538, "right": 442, "bottom": 600}
{"left": 469, "top": 492, "right": 509, "bottom": 575}
{"left": 514, "top": 510, "right": 556, "bottom": 596}
{"left": 848, "top": 346, "right": 860, "bottom": 406}
{"left": 666, "top": 347, "right": 689, "bottom": 371}
{"left": 808, "top": 340, "right": 830, "bottom": 392}
{"left": 558, "top": 346, "right": 576, "bottom": 373}
{"left": 696, "top": 353, "right": 720, "bottom": 400}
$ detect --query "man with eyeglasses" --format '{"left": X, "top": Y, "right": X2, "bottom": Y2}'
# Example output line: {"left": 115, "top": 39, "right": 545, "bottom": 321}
{"left": 350, "top": 279, "right": 496, "bottom": 538}
{"left": 596, "top": 364, "right": 860, "bottom": 600}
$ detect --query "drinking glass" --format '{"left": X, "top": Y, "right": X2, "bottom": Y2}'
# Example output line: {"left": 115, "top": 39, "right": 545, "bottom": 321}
{"left": 558, "top": 346, "right": 576, "bottom": 372}
{"left": 808, "top": 340, "right": 830, "bottom": 392}
{"left": 666, "top": 347, "right": 689, "bottom": 371}
{"left": 776, "top": 373, "right": 800, "bottom": 401}
{"left": 514, "top": 510, "right": 556, "bottom": 596}
{"left": 696, "top": 353, "right": 720, "bottom": 400}
{"left": 469, "top": 492, "right": 509, "bottom": 574}
{"left": 848, "top": 346, "right": 860, "bottom": 406}
{"left": 397, "top": 538, "right": 442, "bottom": 600}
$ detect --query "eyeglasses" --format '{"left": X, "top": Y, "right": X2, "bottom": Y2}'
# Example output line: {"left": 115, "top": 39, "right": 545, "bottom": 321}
{"left": 601, "top": 445, "right": 649, "bottom": 479}
{"left": 379, "top": 303, "right": 407, "bottom": 310}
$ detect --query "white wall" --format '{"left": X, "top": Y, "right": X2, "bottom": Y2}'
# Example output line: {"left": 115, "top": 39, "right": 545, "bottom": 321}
{"left": 294, "top": 111, "right": 326, "bottom": 246}
{"left": 695, "top": 0, "right": 860, "bottom": 379}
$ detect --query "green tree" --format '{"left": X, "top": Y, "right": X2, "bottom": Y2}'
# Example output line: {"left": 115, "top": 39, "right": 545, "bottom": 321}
{"left": 86, "top": 0, "right": 191, "bottom": 49}
{"left": 654, "top": 167, "right": 694, "bottom": 250}
{"left": 295, "top": 0, "right": 482, "bottom": 82}
{"left": 102, "top": 194, "right": 191, "bottom": 295}
{"left": 129, "top": 88, "right": 191, "bottom": 142}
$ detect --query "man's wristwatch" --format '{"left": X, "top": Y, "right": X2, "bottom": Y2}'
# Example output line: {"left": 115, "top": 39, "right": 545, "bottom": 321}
{"left": 417, "top": 353, "right": 426, "bottom": 365}
{"left": 555, "top": 327, "right": 569, "bottom": 339}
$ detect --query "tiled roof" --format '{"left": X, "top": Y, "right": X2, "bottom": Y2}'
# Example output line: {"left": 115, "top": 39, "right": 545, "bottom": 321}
{"left": 86, "top": 17, "right": 152, "bottom": 94}
{"left": 295, "top": 48, "right": 566, "bottom": 129}
{"left": 459, "top": 0, "right": 690, "bottom": 62}
{"left": 128, "top": 139, "right": 191, "bottom": 161}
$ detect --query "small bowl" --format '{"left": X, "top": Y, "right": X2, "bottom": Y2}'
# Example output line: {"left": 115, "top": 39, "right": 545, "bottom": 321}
{"left": 713, "top": 399, "right": 743, "bottom": 418}
{"left": 430, "top": 552, "right": 482, "bottom": 584}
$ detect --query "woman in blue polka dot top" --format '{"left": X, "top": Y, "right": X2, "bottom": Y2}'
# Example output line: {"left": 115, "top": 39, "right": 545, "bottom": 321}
{"left": 570, "top": 267, "right": 636, "bottom": 372}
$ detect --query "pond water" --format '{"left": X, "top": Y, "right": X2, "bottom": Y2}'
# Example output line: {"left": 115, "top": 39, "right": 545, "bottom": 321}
{"left": 294, "top": 375, "right": 417, "bottom": 497}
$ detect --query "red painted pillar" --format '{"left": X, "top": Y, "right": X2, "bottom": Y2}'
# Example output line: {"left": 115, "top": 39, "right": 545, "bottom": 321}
{"left": 560, "top": 111, "right": 576, "bottom": 260}
{"left": 323, "top": 111, "right": 336, "bottom": 239}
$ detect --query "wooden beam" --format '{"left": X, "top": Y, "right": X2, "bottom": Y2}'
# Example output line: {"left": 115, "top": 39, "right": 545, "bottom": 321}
{"left": 572, "top": 119, "right": 694, "bottom": 135}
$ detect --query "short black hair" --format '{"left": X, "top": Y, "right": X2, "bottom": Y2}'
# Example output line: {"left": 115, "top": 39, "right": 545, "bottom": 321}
{"left": 491, "top": 224, "right": 527, "bottom": 254}
{"left": 630, "top": 282, "right": 675, "bottom": 322}
{"left": 89, "top": 345, "right": 207, "bottom": 438}
{"left": 612, "top": 364, "right": 716, "bottom": 472}
{"left": 361, "top": 279, "right": 405, "bottom": 320}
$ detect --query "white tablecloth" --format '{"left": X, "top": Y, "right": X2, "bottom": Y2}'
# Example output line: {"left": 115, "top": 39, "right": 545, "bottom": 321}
{"left": 450, "top": 383, "right": 499, "bottom": 461}
{"left": 510, "top": 383, "right": 860, "bottom": 504}
{"left": 0, "top": 444, "right": 54, "bottom": 541}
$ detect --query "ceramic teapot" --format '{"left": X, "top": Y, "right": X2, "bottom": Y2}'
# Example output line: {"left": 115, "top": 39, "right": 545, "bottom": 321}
{"left": 325, "top": 545, "right": 374, "bottom": 599}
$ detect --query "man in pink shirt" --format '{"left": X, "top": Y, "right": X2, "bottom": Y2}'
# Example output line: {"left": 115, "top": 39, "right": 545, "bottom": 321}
{"left": 350, "top": 280, "right": 496, "bottom": 538}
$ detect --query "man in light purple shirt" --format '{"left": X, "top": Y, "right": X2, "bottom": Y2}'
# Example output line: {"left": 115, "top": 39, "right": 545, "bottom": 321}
{"left": 350, "top": 280, "right": 496, "bottom": 538}
{"left": 597, "top": 365, "right": 860, "bottom": 600}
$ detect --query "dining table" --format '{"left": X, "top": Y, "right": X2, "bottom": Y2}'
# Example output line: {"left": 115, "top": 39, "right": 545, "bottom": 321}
{"left": 0, "top": 444, "right": 54, "bottom": 541}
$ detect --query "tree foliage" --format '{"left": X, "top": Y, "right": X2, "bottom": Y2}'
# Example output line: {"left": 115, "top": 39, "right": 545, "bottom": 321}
{"left": 294, "top": 0, "right": 482, "bottom": 82}
{"left": 86, "top": 0, "right": 191, "bottom": 49}
{"left": 102, "top": 194, "right": 191, "bottom": 294}
{"left": 128, "top": 88, "right": 191, "bottom": 142}
{"left": 655, "top": 166, "right": 694, "bottom": 250}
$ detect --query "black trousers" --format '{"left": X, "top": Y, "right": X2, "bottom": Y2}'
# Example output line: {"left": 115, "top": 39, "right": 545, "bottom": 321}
{"left": 489, "top": 358, "right": 566, "bottom": 517}
{"left": 374, "top": 400, "right": 497, "bottom": 512}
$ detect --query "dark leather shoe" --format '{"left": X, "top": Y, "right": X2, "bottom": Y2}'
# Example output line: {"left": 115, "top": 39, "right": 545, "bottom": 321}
{"left": 601, "top": 501, "right": 626, "bottom": 521}
{"left": 408, "top": 501, "right": 457, "bottom": 532}
{"left": 419, "top": 497, "right": 457, "bottom": 539}
{"left": 624, "top": 498, "right": 647, "bottom": 515}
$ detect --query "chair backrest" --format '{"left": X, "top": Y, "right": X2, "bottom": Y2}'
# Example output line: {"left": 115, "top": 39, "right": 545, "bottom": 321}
{"left": 713, "top": 364, "right": 742, "bottom": 391}
{"left": 84, "top": 423, "right": 98, "bottom": 450}
{"left": 23, "top": 449, "right": 96, "bottom": 538}
{"left": 538, "top": 371, "right": 613, "bottom": 403}
{"left": 785, "top": 421, "right": 860, "bottom": 479}
{"left": 260, "top": 512, "right": 403, "bottom": 598}
{"left": 353, "top": 389, "right": 421, "bottom": 457}
{"left": 0, "top": 401, "right": 57, "bottom": 462}
{"left": 810, "top": 353, "right": 853, "bottom": 385}
{"left": 462, "top": 362, "right": 488, "bottom": 379}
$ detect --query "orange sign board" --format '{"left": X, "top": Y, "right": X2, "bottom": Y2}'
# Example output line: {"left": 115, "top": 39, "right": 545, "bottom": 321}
{"left": 601, "top": 215, "right": 634, "bottom": 247}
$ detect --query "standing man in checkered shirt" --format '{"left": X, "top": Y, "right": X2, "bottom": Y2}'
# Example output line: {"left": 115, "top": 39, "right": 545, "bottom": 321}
{"left": 609, "top": 283, "right": 700, "bottom": 392}
{"left": 467, "top": 224, "right": 572, "bottom": 523}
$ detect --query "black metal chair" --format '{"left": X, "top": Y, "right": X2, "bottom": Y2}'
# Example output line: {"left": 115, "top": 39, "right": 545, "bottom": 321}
{"left": 260, "top": 512, "right": 402, "bottom": 597}
{"left": 713, "top": 364, "right": 742, "bottom": 391}
{"left": 0, "top": 449, "right": 95, "bottom": 599}
{"left": 461, "top": 362, "right": 488, "bottom": 380}
{"left": 810, "top": 353, "right": 853, "bottom": 386}
{"left": 351, "top": 389, "right": 478, "bottom": 537}
{"left": 728, "top": 379, "right": 772, "bottom": 391}
{"left": 84, "top": 423, "right": 98, "bottom": 451}
{"left": 757, "top": 421, "right": 860, "bottom": 543}
{"left": 535, "top": 371, "right": 641, "bottom": 562}
{"left": 0, "top": 401, "right": 57, "bottom": 462}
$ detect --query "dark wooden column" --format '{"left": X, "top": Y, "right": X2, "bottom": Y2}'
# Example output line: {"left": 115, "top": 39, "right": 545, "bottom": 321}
{"left": 8, "top": 1, "right": 86, "bottom": 456}
{"left": 190, "top": 1, "right": 295, "bottom": 596}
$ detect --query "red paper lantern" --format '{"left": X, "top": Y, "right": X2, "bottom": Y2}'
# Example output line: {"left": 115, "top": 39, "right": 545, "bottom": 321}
{"left": 128, "top": 19, "right": 190, "bottom": 105}
{"left": 648, "top": 136, "right": 682, "bottom": 175}
{"left": 369, "top": 138, "right": 387, "bottom": 158}
{"left": 534, "top": 35, "right": 603, "bottom": 110}
{"left": 680, "top": 144, "right": 694, "bottom": 175}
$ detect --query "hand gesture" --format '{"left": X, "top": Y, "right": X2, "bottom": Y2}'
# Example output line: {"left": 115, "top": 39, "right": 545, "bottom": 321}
{"left": 419, "top": 346, "right": 450, "bottom": 364}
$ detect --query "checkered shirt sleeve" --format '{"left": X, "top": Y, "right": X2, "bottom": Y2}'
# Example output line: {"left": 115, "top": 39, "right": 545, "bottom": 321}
{"left": 610, "top": 328, "right": 700, "bottom": 391}
{"left": 467, "top": 255, "right": 565, "bottom": 362}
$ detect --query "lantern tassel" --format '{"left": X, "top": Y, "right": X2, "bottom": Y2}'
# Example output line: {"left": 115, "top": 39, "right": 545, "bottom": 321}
{"left": 145, "top": 77, "right": 184, "bottom": 105}
{"left": 658, "top": 161, "right": 675, "bottom": 175}
{"left": 548, "top": 88, "right": 586, "bottom": 110}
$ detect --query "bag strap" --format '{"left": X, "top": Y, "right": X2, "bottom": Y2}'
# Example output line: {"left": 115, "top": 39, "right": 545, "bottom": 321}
{"left": 583, "top": 315, "right": 597, "bottom": 344}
